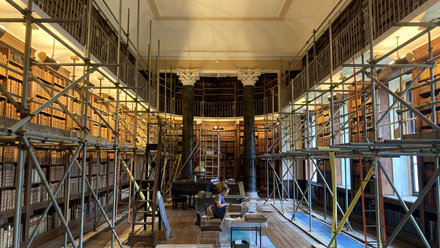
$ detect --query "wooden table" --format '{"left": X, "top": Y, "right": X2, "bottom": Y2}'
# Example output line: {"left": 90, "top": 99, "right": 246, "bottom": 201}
{"left": 194, "top": 195, "right": 244, "bottom": 212}
{"left": 219, "top": 213, "right": 268, "bottom": 248}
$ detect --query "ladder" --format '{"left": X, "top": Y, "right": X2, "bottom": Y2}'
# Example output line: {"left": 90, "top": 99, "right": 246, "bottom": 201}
{"left": 199, "top": 129, "right": 220, "bottom": 180}
{"left": 128, "top": 125, "right": 163, "bottom": 246}
{"left": 353, "top": 72, "right": 387, "bottom": 247}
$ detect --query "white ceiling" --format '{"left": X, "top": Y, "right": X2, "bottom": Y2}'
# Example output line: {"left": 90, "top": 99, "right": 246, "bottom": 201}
{"left": 153, "top": 0, "right": 287, "bottom": 19}
{"left": 98, "top": 0, "right": 348, "bottom": 60}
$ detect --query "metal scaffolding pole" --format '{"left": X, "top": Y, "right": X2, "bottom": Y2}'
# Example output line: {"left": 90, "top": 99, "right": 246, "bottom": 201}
{"left": 0, "top": 0, "right": 152, "bottom": 247}
{"left": 306, "top": 51, "right": 312, "bottom": 231}
{"left": 427, "top": 30, "right": 440, "bottom": 248}
{"left": 131, "top": 0, "right": 141, "bottom": 226}
{"left": 276, "top": 6, "right": 440, "bottom": 248}
{"left": 79, "top": 0, "right": 93, "bottom": 246}
{"left": 112, "top": 0, "right": 122, "bottom": 247}
{"left": 12, "top": 0, "right": 33, "bottom": 246}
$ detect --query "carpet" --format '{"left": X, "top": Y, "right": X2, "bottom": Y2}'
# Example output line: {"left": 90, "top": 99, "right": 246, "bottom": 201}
{"left": 289, "top": 211, "right": 364, "bottom": 248}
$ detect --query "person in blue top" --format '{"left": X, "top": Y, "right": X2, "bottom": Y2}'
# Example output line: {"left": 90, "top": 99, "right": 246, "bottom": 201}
{"left": 214, "top": 186, "right": 230, "bottom": 220}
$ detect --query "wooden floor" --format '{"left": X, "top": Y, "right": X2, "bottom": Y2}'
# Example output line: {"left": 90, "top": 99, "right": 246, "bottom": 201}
{"left": 41, "top": 198, "right": 420, "bottom": 248}
{"left": 81, "top": 200, "right": 321, "bottom": 248}
{"left": 275, "top": 199, "right": 420, "bottom": 248}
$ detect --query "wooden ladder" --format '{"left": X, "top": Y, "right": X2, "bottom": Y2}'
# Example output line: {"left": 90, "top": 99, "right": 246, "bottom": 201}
{"left": 128, "top": 126, "right": 163, "bottom": 246}
{"left": 353, "top": 68, "right": 386, "bottom": 247}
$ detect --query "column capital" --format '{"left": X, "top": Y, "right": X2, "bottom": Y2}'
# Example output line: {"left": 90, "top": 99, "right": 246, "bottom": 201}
{"left": 238, "top": 69, "right": 261, "bottom": 86}
{"left": 178, "top": 69, "right": 200, "bottom": 86}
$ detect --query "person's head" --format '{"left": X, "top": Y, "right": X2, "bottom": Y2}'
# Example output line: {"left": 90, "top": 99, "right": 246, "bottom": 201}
{"left": 220, "top": 186, "right": 229, "bottom": 196}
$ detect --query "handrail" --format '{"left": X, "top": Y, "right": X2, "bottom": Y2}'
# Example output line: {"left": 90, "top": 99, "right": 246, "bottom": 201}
{"left": 32, "top": 0, "right": 157, "bottom": 108}
{"left": 283, "top": 0, "right": 429, "bottom": 108}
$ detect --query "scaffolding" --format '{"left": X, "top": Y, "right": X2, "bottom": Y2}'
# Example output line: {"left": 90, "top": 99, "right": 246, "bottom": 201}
{"left": 0, "top": 0, "right": 175, "bottom": 247}
{"left": 265, "top": 0, "right": 440, "bottom": 248}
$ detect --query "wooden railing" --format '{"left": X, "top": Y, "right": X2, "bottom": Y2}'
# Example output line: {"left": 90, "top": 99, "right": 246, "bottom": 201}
{"left": 283, "top": 0, "right": 429, "bottom": 107}
{"left": 32, "top": 0, "right": 157, "bottom": 108}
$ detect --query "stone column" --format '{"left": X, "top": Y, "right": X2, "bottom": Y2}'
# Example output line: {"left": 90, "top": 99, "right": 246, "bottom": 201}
{"left": 178, "top": 69, "right": 199, "bottom": 179}
{"left": 238, "top": 69, "right": 260, "bottom": 198}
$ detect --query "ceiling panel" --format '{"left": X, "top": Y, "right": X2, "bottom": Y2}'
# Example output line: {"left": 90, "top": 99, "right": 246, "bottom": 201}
{"left": 154, "top": 0, "right": 286, "bottom": 19}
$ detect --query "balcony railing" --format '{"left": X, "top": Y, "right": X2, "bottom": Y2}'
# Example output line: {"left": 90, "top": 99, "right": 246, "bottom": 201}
{"left": 157, "top": 98, "right": 277, "bottom": 118}
{"left": 283, "top": 0, "right": 428, "bottom": 107}
{"left": 33, "top": 0, "right": 157, "bottom": 108}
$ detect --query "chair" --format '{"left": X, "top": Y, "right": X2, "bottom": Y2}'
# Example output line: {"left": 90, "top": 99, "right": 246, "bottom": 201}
{"left": 196, "top": 211, "right": 222, "bottom": 247}
{"left": 172, "top": 195, "right": 187, "bottom": 210}
{"left": 204, "top": 203, "right": 214, "bottom": 218}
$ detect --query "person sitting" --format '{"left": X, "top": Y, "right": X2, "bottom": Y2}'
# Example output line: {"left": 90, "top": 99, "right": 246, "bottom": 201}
{"left": 214, "top": 186, "right": 230, "bottom": 220}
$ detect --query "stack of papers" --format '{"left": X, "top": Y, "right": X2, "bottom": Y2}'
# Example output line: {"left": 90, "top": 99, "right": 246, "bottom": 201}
{"left": 244, "top": 213, "right": 267, "bottom": 222}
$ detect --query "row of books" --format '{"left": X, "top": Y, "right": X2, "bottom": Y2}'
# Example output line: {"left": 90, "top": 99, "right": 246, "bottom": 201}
{"left": 50, "top": 182, "right": 65, "bottom": 198}
{"left": 0, "top": 189, "right": 15, "bottom": 211}
{"left": 90, "top": 175, "right": 108, "bottom": 190}
{"left": 52, "top": 107, "right": 65, "bottom": 119}
{"left": 28, "top": 214, "right": 48, "bottom": 237}
{"left": 9, "top": 51, "right": 23, "bottom": 66}
{"left": 1, "top": 163, "right": 15, "bottom": 188}
{"left": 69, "top": 177, "right": 81, "bottom": 195}
{"left": 30, "top": 177, "right": 111, "bottom": 205}
{"left": 50, "top": 150, "right": 65, "bottom": 164}
{"left": 34, "top": 81, "right": 52, "bottom": 100}
{"left": 0, "top": 51, "right": 7, "bottom": 65}
{"left": 31, "top": 168, "right": 47, "bottom": 184}
{"left": 3, "top": 147, "right": 17, "bottom": 163}
{"left": 68, "top": 204, "right": 82, "bottom": 221}
{"left": 0, "top": 99, "right": 5, "bottom": 117}
{"left": 33, "top": 149, "right": 51, "bottom": 165}
{"left": 33, "top": 113, "right": 51, "bottom": 127}
{"left": 49, "top": 165, "right": 65, "bottom": 182}
{"left": 31, "top": 97, "right": 51, "bottom": 115}
{"left": 52, "top": 84, "right": 68, "bottom": 105}
{"left": 0, "top": 225, "right": 13, "bottom": 248}
{"left": 90, "top": 195, "right": 108, "bottom": 212}
{"left": 70, "top": 164, "right": 81, "bottom": 177}
{"left": 32, "top": 149, "right": 66, "bottom": 165}
{"left": 4, "top": 101, "right": 19, "bottom": 120}
{"left": 88, "top": 162, "right": 108, "bottom": 175}
{"left": 8, "top": 64, "right": 23, "bottom": 81}
{"left": 108, "top": 161, "right": 116, "bottom": 173}
{"left": 4, "top": 79, "right": 21, "bottom": 97}
{"left": 53, "top": 76, "right": 65, "bottom": 87}
{"left": 32, "top": 66, "right": 54, "bottom": 84}
{"left": 30, "top": 185, "right": 49, "bottom": 204}
{"left": 26, "top": 213, "right": 64, "bottom": 236}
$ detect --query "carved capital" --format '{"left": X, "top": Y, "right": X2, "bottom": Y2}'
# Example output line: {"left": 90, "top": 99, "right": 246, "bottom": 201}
{"left": 178, "top": 69, "right": 200, "bottom": 86}
{"left": 238, "top": 69, "right": 261, "bottom": 86}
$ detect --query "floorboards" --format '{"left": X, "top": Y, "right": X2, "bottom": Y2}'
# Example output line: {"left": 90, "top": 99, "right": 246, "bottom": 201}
{"left": 82, "top": 200, "right": 319, "bottom": 247}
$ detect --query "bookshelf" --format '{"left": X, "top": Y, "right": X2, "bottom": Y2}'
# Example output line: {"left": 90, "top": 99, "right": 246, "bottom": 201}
{"left": 0, "top": 145, "right": 131, "bottom": 247}
{"left": 0, "top": 32, "right": 135, "bottom": 247}
{"left": 236, "top": 121, "right": 276, "bottom": 192}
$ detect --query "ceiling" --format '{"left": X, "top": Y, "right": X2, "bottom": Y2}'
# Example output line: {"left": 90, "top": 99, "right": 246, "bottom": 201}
{"left": 97, "top": 0, "right": 348, "bottom": 60}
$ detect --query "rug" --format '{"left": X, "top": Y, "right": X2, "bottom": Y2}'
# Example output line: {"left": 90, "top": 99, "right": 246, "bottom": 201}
{"left": 289, "top": 211, "right": 364, "bottom": 248}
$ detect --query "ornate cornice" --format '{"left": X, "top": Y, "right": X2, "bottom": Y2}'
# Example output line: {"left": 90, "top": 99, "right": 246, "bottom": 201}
{"left": 178, "top": 69, "right": 200, "bottom": 86}
{"left": 238, "top": 69, "right": 261, "bottom": 86}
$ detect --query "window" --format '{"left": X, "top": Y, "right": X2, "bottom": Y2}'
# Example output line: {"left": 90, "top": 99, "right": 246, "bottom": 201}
{"left": 340, "top": 158, "right": 351, "bottom": 188}
{"left": 412, "top": 156, "right": 419, "bottom": 194}
{"left": 406, "top": 88, "right": 416, "bottom": 135}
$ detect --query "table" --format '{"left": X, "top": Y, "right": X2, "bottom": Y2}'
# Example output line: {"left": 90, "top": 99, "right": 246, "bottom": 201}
{"left": 171, "top": 181, "right": 213, "bottom": 208}
{"left": 219, "top": 213, "right": 268, "bottom": 248}
{"left": 195, "top": 195, "right": 244, "bottom": 212}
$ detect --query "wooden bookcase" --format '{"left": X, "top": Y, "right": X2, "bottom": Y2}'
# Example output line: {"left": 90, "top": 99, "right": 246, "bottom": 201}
{"left": 0, "top": 32, "right": 134, "bottom": 247}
